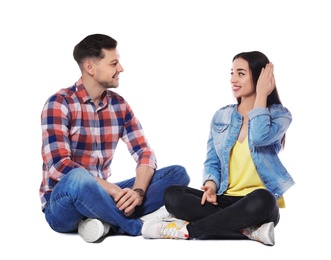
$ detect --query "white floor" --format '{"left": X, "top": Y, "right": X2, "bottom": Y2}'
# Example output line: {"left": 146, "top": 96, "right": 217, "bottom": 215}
{"left": 5, "top": 185, "right": 326, "bottom": 260}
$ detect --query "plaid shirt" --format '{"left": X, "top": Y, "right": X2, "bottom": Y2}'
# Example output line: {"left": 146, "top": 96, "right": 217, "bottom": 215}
{"left": 40, "top": 78, "right": 157, "bottom": 211}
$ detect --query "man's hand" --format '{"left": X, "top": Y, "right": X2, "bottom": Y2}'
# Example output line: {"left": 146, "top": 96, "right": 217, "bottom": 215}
{"left": 114, "top": 188, "right": 144, "bottom": 216}
{"left": 95, "top": 177, "right": 142, "bottom": 216}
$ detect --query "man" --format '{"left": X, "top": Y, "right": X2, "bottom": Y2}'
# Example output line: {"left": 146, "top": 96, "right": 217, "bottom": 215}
{"left": 40, "top": 33, "right": 190, "bottom": 243}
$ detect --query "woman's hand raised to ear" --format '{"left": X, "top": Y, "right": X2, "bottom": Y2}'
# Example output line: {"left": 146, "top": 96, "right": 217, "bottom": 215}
{"left": 256, "top": 62, "right": 276, "bottom": 97}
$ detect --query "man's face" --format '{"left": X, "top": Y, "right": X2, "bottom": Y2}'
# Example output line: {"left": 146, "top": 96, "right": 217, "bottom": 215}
{"left": 93, "top": 48, "right": 124, "bottom": 89}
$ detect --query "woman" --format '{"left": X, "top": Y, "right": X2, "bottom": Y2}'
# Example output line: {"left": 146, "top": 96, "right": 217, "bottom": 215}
{"left": 141, "top": 51, "right": 295, "bottom": 246}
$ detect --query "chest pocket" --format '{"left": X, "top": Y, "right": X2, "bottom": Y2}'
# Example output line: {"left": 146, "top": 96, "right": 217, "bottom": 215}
{"left": 212, "top": 123, "right": 229, "bottom": 145}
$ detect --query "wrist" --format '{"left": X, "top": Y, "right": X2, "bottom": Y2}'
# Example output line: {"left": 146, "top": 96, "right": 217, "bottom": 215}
{"left": 133, "top": 188, "right": 145, "bottom": 198}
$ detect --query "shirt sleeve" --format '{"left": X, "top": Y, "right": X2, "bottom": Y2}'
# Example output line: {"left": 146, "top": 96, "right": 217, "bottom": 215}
{"left": 120, "top": 102, "right": 157, "bottom": 170}
{"left": 41, "top": 94, "right": 83, "bottom": 181}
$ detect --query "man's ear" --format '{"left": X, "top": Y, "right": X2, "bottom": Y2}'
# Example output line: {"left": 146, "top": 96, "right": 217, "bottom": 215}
{"left": 83, "top": 60, "right": 94, "bottom": 75}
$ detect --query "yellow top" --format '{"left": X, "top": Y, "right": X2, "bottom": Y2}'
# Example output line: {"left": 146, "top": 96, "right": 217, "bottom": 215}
{"left": 225, "top": 137, "right": 285, "bottom": 208}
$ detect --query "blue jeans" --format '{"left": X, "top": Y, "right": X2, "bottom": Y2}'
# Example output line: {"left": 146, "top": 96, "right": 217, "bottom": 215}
{"left": 44, "top": 165, "right": 190, "bottom": 236}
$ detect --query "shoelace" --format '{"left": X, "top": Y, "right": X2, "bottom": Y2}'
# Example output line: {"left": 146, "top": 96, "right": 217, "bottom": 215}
{"left": 160, "top": 224, "right": 182, "bottom": 239}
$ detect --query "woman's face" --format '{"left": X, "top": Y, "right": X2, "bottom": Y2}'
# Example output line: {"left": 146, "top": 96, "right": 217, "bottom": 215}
{"left": 230, "top": 58, "right": 255, "bottom": 100}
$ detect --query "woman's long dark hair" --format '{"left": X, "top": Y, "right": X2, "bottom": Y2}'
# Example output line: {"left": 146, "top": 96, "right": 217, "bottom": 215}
{"left": 233, "top": 51, "right": 286, "bottom": 148}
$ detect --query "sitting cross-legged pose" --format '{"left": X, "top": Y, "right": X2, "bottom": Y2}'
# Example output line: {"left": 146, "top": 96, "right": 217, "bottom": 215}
{"left": 142, "top": 51, "right": 295, "bottom": 246}
{"left": 39, "top": 33, "right": 190, "bottom": 243}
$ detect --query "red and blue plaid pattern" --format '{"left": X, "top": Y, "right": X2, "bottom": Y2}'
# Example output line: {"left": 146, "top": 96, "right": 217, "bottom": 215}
{"left": 39, "top": 78, "right": 156, "bottom": 210}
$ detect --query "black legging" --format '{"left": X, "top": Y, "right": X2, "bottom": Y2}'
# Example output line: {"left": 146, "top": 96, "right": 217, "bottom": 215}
{"left": 164, "top": 185, "right": 280, "bottom": 240}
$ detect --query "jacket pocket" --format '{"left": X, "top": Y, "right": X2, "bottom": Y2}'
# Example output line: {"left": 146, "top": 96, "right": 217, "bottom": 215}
{"left": 212, "top": 123, "right": 229, "bottom": 133}
{"left": 212, "top": 123, "right": 229, "bottom": 144}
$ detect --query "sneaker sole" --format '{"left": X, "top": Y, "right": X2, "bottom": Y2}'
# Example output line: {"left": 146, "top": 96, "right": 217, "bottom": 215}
{"left": 260, "top": 222, "right": 275, "bottom": 246}
{"left": 78, "top": 219, "right": 104, "bottom": 243}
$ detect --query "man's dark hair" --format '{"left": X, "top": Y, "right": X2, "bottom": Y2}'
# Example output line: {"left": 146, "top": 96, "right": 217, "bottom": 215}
{"left": 73, "top": 34, "right": 117, "bottom": 65}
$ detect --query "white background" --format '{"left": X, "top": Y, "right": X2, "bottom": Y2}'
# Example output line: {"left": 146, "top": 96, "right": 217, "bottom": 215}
{"left": 1, "top": 0, "right": 329, "bottom": 259}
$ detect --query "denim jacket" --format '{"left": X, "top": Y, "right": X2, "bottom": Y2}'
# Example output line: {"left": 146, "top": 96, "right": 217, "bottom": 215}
{"left": 203, "top": 104, "right": 295, "bottom": 199}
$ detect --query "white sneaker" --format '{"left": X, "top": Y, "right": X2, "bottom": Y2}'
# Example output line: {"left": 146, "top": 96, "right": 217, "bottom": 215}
{"left": 78, "top": 218, "right": 111, "bottom": 243}
{"left": 142, "top": 217, "right": 189, "bottom": 239}
{"left": 140, "top": 207, "right": 174, "bottom": 222}
{"left": 241, "top": 222, "right": 275, "bottom": 246}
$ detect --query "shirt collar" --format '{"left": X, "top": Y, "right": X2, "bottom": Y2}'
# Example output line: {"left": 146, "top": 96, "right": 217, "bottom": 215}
{"left": 75, "top": 78, "right": 112, "bottom": 106}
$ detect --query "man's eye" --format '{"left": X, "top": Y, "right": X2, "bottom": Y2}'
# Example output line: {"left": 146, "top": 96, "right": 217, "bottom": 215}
{"left": 111, "top": 62, "right": 118, "bottom": 66}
